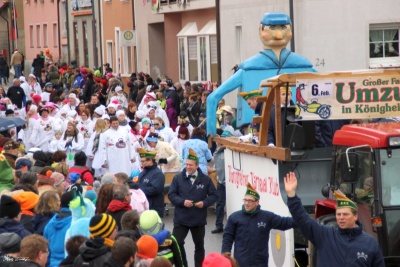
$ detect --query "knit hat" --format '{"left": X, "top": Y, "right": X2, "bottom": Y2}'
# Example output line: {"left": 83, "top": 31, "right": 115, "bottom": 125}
{"left": 69, "top": 172, "right": 81, "bottom": 184}
{"left": 139, "top": 210, "right": 163, "bottom": 235}
{"left": 5, "top": 109, "right": 14, "bottom": 115}
{"left": 51, "top": 172, "right": 65, "bottom": 186}
{"left": 238, "top": 89, "right": 263, "bottom": 101}
{"left": 94, "top": 106, "right": 105, "bottom": 116}
{"left": 136, "top": 110, "right": 145, "bottom": 119}
{"left": 84, "top": 187, "right": 97, "bottom": 204}
{"left": 137, "top": 148, "right": 156, "bottom": 159}
{"left": 0, "top": 233, "right": 21, "bottom": 254}
{"left": 145, "top": 92, "right": 156, "bottom": 101}
{"left": 203, "top": 253, "right": 231, "bottom": 267}
{"left": 94, "top": 70, "right": 101, "bottom": 77}
{"left": 129, "top": 121, "right": 138, "bottom": 130}
{"left": 141, "top": 118, "right": 151, "bottom": 125}
{"left": 89, "top": 213, "right": 116, "bottom": 238}
{"left": 15, "top": 158, "right": 32, "bottom": 171}
{"left": 187, "top": 148, "right": 199, "bottom": 162}
{"left": 60, "top": 191, "right": 75, "bottom": 208}
{"left": 101, "top": 173, "right": 115, "bottom": 186}
{"left": 334, "top": 190, "right": 358, "bottom": 211}
{"left": 115, "top": 86, "right": 123, "bottom": 92}
{"left": 178, "top": 123, "right": 189, "bottom": 136}
{"left": 0, "top": 195, "right": 21, "bottom": 219}
{"left": 44, "top": 82, "right": 53, "bottom": 88}
{"left": 116, "top": 110, "right": 125, "bottom": 117}
{"left": 245, "top": 183, "right": 260, "bottom": 200}
{"left": 12, "top": 192, "right": 39, "bottom": 214}
{"left": 136, "top": 235, "right": 158, "bottom": 259}
{"left": 32, "top": 94, "right": 42, "bottom": 103}
{"left": 129, "top": 170, "right": 141, "bottom": 179}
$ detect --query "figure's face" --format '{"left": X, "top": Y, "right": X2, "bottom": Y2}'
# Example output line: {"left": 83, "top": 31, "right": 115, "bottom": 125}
{"left": 55, "top": 133, "right": 62, "bottom": 140}
{"left": 259, "top": 24, "right": 292, "bottom": 50}
{"left": 67, "top": 124, "right": 74, "bottom": 132}
{"left": 81, "top": 112, "right": 88, "bottom": 121}
{"left": 141, "top": 158, "right": 153, "bottom": 168}
{"left": 279, "top": 92, "right": 292, "bottom": 106}
{"left": 246, "top": 98, "right": 258, "bottom": 110}
{"left": 336, "top": 207, "right": 358, "bottom": 229}
{"left": 111, "top": 120, "right": 119, "bottom": 129}
{"left": 148, "top": 110, "right": 155, "bottom": 119}
{"left": 118, "top": 114, "right": 125, "bottom": 122}
{"left": 243, "top": 196, "right": 259, "bottom": 212}
{"left": 153, "top": 120, "right": 162, "bottom": 129}
{"left": 69, "top": 97, "right": 76, "bottom": 106}
{"left": 185, "top": 159, "right": 199, "bottom": 174}
{"left": 130, "top": 105, "right": 137, "bottom": 112}
{"left": 91, "top": 96, "right": 99, "bottom": 105}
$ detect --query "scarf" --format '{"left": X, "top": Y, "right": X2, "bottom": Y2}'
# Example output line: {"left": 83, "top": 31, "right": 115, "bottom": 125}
{"left": 107, "top": 199, "right": 132, "bottom": 213}
{"left": 64, "top": 128, "right": 78, "bottom": 142}
{"left": 241, "top": 204, "right": 259, "bottom": 215}
{"left": 90, "top": 236, "right": 115, "bottom": 248}
{"left": 92, "top": 130, "right": 105, "bottom": 154}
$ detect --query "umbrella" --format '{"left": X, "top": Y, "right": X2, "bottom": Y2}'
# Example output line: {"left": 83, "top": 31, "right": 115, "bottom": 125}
{"left": 0, "top": 117, "right": 27, "bottom": 132}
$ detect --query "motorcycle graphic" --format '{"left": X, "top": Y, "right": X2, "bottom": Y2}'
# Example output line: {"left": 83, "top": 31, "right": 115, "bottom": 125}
{"left": 295, "top": 99, "right": 331, "bottom": 119}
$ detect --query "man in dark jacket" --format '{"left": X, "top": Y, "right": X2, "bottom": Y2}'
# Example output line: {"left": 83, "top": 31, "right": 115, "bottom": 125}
{"left": 106, "top": 184, "right": 132, "bottom": 231}
{"left": 6, "top": 79, "right": 26, "bottom": 108}
{"left": 0, "top": 195, "right": 31, "bottom": 239}
{"left": 104, "top": 236, "right": 136, "bottom": 267}
{"left": 222, "top": 183, "right": 296, "bottom": 267}
{"left": 83, "top": 73, "right": 95, "bottom": 103}
{"left": 168, "top": 149, "right": 218, "bottom": 267}
{"left": 138, "top": 148, "right": 165, "bottom": 218}
{"left": 284, "top": 172, "right": 385, "bottom": 267}
{"left": 74, "top": 213, "right": 118, "bottom": 266}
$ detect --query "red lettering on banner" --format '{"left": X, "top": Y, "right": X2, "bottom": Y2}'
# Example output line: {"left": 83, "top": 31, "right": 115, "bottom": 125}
{"left": 227, "top": 165, "right": 279, "bottom": 196}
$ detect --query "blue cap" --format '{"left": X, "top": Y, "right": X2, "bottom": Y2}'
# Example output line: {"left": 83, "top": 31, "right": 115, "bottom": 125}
{"left": 69, "top": 172, "right": 81, "bottom": 184}
{"left": 260, "top": 13, "right": 291, "bottom": 26}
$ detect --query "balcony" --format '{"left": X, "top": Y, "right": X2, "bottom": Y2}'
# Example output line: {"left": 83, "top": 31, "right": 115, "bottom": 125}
{"left": 154, "top": 0, "right": 215, "bottom": 14}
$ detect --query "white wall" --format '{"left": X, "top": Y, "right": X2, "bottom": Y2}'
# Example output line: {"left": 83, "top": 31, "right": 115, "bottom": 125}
{"left": 219, "top": 0, "right": 400, "bottom": 107}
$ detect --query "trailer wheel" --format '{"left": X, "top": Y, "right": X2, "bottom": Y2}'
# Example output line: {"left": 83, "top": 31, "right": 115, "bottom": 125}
{"left": 309, "top": 214, "right": 337, "bottom": 267}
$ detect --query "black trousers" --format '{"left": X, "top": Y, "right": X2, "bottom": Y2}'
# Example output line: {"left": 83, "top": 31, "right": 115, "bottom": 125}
{"left": 172, "top": 223, "right": 205, "bottom": 267}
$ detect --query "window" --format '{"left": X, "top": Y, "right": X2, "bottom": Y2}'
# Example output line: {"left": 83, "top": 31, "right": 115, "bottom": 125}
{"left": 188, "top": 36, "right": 198, "bottom": 81}
{"left": 106, "top": 41, "right": 113, "bottom": 70}
{"left": 29, "top": 25, "right": 34, "bottom": 48}
{"left": 43, "top": 24, "right": 48, "bottom": 47}
{"left": 115, "top": 28, "right": 121, "bottom": 74}
{"left": 36, "top": 25, "right": 41, "bottom": 47}
{"left": 61, "top": 2, "right": 67, "bottom": 38}
{"left": 53, "top": 23, "right": 58, "bottom": 47}
{"left": 82, "top": 21, "right": 89, "bottom": 67}
{"left": 369, "top": 25, "right": 400, "bottom": 68}
{"left": 178, "top": 38, "right": 185, "bottom": 80}
{"left": 123, "top": 46, "right": 133, "bottom": 74}
{"left": 73, "top": 22, "right": 79, "bottom": 65}
{"left": 210, "top": 35, "right": 218, "bottom": 82}
{"left": 235, "top": 25, "right": 242, "bottom": 63}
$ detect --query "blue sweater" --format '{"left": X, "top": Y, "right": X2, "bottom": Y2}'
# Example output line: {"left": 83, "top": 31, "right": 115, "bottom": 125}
{"left": 287, "top": 195, "right": 384, "bottom": 267}
{"left": 44, "top": 208, "right": 72, "bottom": 267}
{"left": 222, "top": 205, "right": 295, "bottom": 267}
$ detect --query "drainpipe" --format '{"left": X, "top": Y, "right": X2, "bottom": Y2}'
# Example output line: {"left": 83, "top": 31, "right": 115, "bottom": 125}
{"left": 289, "top": 0, "right": 295, "bottom": 52}
{"left": 216, "top": 0, "right": 221, "bottom": 84}
{"left": 65, "top": 0, "right": 71, "bottom": 64}
{"left": 57, "top": 0, "right": 62, "bottom": 63}
{"left": 132, "top": 0, "right": 137, "bottom": 72}
{"left": 98, "top": 0, "right": 103, "bottom": 68}
{"left": 91, "top": 0, "right": 98, "bottom": 68}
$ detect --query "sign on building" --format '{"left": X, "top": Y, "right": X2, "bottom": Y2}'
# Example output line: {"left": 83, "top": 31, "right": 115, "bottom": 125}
{"left": 121, "top": 30, "right": 136, "bottom": 46}
{"left": 71, "top": 0, "right": 92, "bottom": 11}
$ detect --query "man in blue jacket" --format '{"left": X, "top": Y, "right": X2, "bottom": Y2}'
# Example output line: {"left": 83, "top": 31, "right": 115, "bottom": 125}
{"left": 284, "top": 172, "right": 384, "bottom": 267}
{"left": 138, "top": 148, "right": 165, "bottom": 218}
{"left": 221, "top": 183, "right": 296, "bottom": 267}
{"left": 168, "top": 148, "right": 218, "bottom": 267}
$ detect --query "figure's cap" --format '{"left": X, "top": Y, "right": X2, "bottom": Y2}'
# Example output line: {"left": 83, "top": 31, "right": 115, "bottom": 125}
{"left": 187, "top": 148, "right": 199, "bottom": 162}
{"left": 238, "top": 89, "right": 263, "bottom": 101}
{"left": 245, "top": 183, "right": 260, "bottom": 200}
{"left": 137, "top": 148, "right": 156, "bottom": 159}
{"left": 260, "top": 13, "right": 291, "bottom": 26}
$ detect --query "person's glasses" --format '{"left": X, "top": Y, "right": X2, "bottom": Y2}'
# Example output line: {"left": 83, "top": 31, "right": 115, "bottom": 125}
{"left": 153, "top": 123, "right": 160, "bottom": 126}
{"left": 243, "top": 198, "right": 256, "bottom": 203}
{"left": 140, "top": 159, "right": 149, "bottom": 163}
{"left": 147, "top": 105, "right": 157, "bottom": 109}
{"left": 42, "top": 250, "right": 49, "bottom": 254}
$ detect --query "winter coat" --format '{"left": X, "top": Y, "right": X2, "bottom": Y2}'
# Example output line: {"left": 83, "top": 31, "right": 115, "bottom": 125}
{"left": 106, "top": 200, "right": 131, "bottom": 231}
{"left": 315, "top": 119, "right": 351, "bottom": 148}
{"left": 48, "top": 65, "right": 60, "bottom": 87}
{"left": 0, "top": 218, "right": 31, "bottom": 239}
{"left": 83, "top": 78, "right": 95, "bottom": 103}
{"left": 152, "top": 229, "right": 184, "bottom": 267}
{"left": 166, "top": 88, "right": 181, "bottom": 115}
{"left": 74, "top": 237, "right": 112, "bottom": 266}
{"left": 222, "top": 205, "right": 296, "bottom": 267}
{"left": 20, "top": 214, "right": 34, "bottom": 233}
{"left": 6, "top": 85, "right": 26, "bottom": 108}
{"left": 168, "top": 168, "right": 217, "bottom": 227}
{"left": 186, "top": 101, "right": 200, "bottom": 127}
{"left": 0, "top": 57, "right": 7, "bottom": 74}
{"left": 287, "top": 195, "right": 384, "bottom": 267}
{"left": 32, "top": 56, "right": 44, "bottom": 78}
{"left": 166, "top": 99, "right": 178, "bottom": 128}
{"left": 104, "top": 257, "right": 125, "bottom": 267}
{"left": 139, "top": 163, "right": 165, "bottom": 218}
{"left": 32, "top": 213, "right": 54, "bottom": 235}
{"left": 43, "top": 208, "right": 72, "bottom": 267}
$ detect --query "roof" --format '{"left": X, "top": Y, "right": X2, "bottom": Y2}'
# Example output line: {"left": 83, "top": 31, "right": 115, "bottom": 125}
{"left": 333, "top": 122, "right": 400, "bottom": 148}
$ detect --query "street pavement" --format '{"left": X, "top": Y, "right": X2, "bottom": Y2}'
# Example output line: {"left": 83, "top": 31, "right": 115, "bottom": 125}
{"left": 162, "top": 205, "right": 226, "bottom": 265}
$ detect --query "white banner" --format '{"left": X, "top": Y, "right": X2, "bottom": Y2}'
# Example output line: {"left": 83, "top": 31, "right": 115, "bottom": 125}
{"left": 295, "top": 76, "right": 400, "bottom": 120}
{"left": 71, "top": 0, "right": 92, "bottom": 11}
{"left": 225, "top": 149, "right": 294, "bottom": 267}
{"left": 120, "top": 30, "right": 136, "bottom": 46}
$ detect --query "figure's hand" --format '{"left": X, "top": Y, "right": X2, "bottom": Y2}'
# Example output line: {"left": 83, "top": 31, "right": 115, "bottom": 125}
{"left": 184, "top": 200, "right": 194, "bottom": 207}
{"left": 89, "top": 156, "right": 94, "bottom": 160}
{"left": 194, "top": 201, "right": 204, "bottom": 208}
{"left": 284, "top": 172, "right": 298, "bottom": 197}
{"left": 130, "top": 158, "right": 136, "bottom": 163}
{"left": 223, "top": 252, "right": 231, "bottom": 257}
{"left": 102, "top": 162, "right": 108, "bottom": 168}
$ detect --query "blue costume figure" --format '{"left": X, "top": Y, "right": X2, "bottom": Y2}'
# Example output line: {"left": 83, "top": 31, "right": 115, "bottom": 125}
{"left": 207, "top": 12, "right": 316, "bottom": 136}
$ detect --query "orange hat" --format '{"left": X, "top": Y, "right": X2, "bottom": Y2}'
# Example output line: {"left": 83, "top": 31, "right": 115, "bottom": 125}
{"left": 136, "top": 235, "right": 158, "bottom": 259}
{"left": 12, "top": 192, "right": 39, "bottom": 216}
